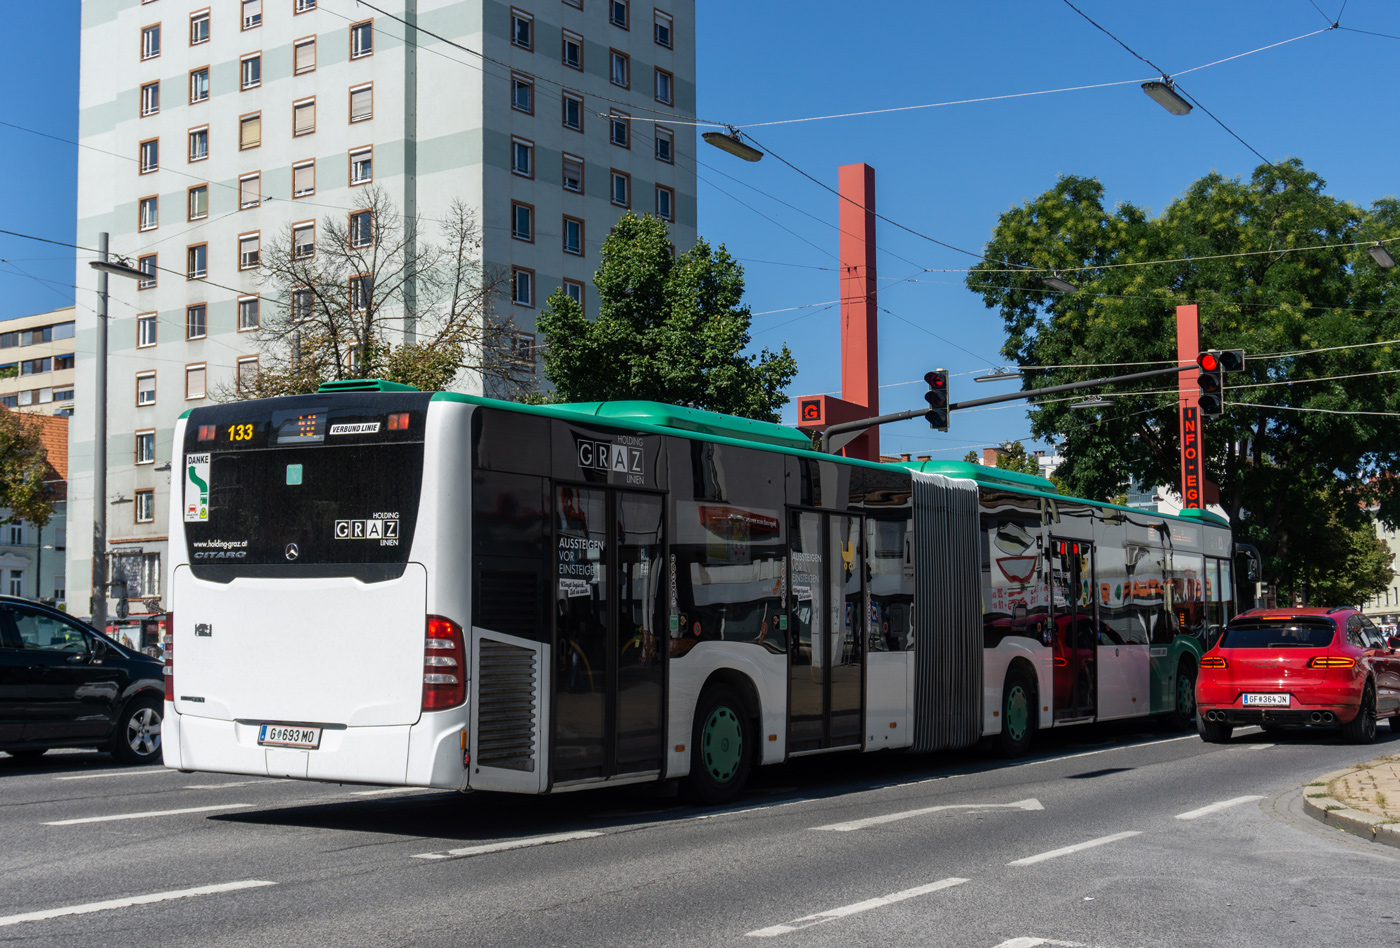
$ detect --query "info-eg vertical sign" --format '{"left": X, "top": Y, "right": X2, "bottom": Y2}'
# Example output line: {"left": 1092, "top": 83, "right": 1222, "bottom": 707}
{"left": 1180, "top": 406, "right": 1202, "bottom": 509}
{"left": 1176, "top": 303, "right": 1203, "bottom": 510}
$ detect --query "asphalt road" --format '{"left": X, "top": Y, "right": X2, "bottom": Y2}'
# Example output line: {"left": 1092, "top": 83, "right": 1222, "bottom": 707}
{"left": 4, "top": 719, "right": 1400, "bottom": 947}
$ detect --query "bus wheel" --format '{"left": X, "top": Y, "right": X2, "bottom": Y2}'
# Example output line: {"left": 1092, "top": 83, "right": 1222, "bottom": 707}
{"left": 1165, "top": 661, "right": 1196, "bottom": 731}
{"left": 683, "top": 685, "right": 753, "bottom": 805}
{"left": 994, "top": 667, "right": 1036, "bottom": 758}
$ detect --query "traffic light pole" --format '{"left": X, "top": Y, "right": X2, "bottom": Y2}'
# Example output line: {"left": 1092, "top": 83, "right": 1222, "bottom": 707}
{"left": 819, "top": 363, "right": 1198, "bottom": 454}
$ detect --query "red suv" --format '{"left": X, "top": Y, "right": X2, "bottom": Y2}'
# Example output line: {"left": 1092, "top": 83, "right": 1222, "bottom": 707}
{"left": 1195, "top": 607, "right": 1400, "bottom": 744}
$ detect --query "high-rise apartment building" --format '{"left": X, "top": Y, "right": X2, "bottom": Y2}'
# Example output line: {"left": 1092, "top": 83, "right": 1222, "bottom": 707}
{"left": 0, "top": 307, "right": 78, "bottom": 416}
{"left": 71, "top": 0, "right": 697, "bottom": 618}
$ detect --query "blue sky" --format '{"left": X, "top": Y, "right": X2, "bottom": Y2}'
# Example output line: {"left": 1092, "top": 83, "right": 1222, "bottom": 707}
{"left": 5, "top": 1, "right": 1399, "bottom": 459}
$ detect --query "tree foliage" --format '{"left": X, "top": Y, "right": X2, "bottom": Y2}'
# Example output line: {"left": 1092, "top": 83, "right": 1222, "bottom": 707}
{"left": 230, "top": 187, "right": 529, "bottom": 399}
{"left": 963, "top": 441, "right": 1042, "bottom": 476}
{"left": 1281, "top": 488, "right": 1395, "bottom": 606}
{"left": 0, "top": 410, "right": 55, "bottom": 527}
{"left": 966, "top": 161, "right": 1400, "bottom": 601}
{"left": 535, "top": 214, "right": 798, "bottom": 421}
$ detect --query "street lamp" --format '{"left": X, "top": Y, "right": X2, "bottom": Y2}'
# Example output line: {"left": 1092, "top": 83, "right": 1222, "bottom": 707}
{"left": 1071, "top": 396, "right": 1112, "bottom": 409}
{"left": 1142, "top": 78, "right": 1192, "bottom": 116}
{"left": 1042, "top": 271, "right": 1078, "bottom": 294}
{"left": 86, "top": 235, "right": 146, "bottom": 629}
{"left": 975, "top": 367, "right": 1023, "bottom": 383}
{"left": 1368, "top": 242, "right": 1396, "bottom": 269}
{"left": 701, "top": 127, "right": 764, "bottom": 162}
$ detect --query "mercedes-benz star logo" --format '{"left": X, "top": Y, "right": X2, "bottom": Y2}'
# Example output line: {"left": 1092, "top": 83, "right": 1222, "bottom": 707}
{"left": 285, "top": 543, "right": 299, "bottom": 561}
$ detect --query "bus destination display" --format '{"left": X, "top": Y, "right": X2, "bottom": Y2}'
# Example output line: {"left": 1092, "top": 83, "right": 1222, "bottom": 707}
{"left": 271, "top": 409, "right": 327, "bottom": 444}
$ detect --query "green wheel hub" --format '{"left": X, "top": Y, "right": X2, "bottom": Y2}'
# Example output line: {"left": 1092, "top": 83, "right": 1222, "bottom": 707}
{"left": 1177, "top": 671, "right": 1195, "bottom": 718}
{"left": 702, "top": 706, "right": 743, "bottom": 782}
{"left": 1005, "top": 684, "right": 1030, "bottom": 743}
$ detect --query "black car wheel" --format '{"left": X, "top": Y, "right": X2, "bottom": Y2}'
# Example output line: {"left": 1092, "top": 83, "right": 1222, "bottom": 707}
{"left": 113, "top": 695, "right": 163, "bottom": 765}
{"left": 1197, "top": 714, "right": 1233, "bottom": 744}
{"left": 1342, "top": 685, "right": 1377, "bottom": 745}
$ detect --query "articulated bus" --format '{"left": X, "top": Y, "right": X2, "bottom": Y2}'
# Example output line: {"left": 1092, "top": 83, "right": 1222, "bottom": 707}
{"left": 163, "top": 381, "right": 1239, "bottom": 801}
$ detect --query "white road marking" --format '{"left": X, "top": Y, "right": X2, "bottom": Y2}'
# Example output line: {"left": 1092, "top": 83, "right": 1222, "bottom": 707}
{"left": 413, "top": 830, "right": 602, "bottom": 860}
{"left": 813, "top": 798, "right": 1043, "bottom": 832}
{"left": 746, "top": 877, "right": 969, "bottom": 937}
{"left": 992, "top": 939, "right": 1085, "bottom": 948}
{"left": 350, "top": 786, "right": 440, "bottom": 797}
{"left": 1007, "top": 831, "right": 1141, "bottom": 866}
{"left": 184, "top": 780, "right": 285, "bottom": 790}
{"left": 54, "top": 768, "right": 170, "bottom": 781}
{"left": 1175, "top": 795, "right": 1264, "bottom": 820}
{"left": 694, "top": 798, "right": 807, "bottom": 821}
{"left": 44, "top": 804, "right": 253, "bottom": 826}
{"left": 0, "top": 880, "right": 275, "bottom": 928}
{"left": 1248, "top": 743, "right": 1274, "bottom": 751}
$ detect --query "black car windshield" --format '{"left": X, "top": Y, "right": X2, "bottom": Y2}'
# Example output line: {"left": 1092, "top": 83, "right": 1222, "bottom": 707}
{"left": 1220, "top": 620, "right": 1335, "bottom": 649}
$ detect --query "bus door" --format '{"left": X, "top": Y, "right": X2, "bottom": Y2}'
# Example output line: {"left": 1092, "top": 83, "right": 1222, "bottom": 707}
{"left": 787, "top": 510, "right": 864, "bottom": 752}
{"left": 552, "top": 487, "right": 665, "bottom": 784}
{"left": 1050, "top": 539, "right": 1096, "bottom": 721}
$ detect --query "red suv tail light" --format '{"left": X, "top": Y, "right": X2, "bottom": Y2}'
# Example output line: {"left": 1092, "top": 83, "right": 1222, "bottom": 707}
{"left": 1308, "top": 656, "right": 1356, "bottom": 668}
{"left": 1200, "top": 655, "right": 1227, "bottom": 669}
{"left": 422, "top": 615, "right": 466, "bottom": 711}
{"left": 163, "top": 617, "right": 174, "bottom": 702}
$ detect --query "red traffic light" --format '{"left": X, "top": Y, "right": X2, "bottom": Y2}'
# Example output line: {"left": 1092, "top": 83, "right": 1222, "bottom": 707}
{"left": 1196, "top": 352, "right": 1219, "bottom": 372}
{"left": 924, "top": 371, "right": 947, "bottom": 389}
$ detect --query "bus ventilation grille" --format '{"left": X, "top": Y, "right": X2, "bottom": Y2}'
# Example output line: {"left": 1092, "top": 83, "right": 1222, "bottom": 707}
{"left": 477, "top": 639, "right": 539, "bottom": 772}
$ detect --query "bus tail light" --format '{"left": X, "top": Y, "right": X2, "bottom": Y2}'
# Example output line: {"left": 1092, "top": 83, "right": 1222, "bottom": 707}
{"left": 1199, "top": 655, "right": 1227, "bottom": 669}
{"left": 163, "top": 623, "right": 174, "bottom": 702}
{"left": 422, "top": 615, "right": 466, "bottom": 711}
{"left": 1308, "top": 656, "right": 1356, "bottom": 668}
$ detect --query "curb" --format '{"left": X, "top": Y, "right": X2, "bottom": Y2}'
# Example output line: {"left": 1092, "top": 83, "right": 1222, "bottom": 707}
{"left": 1302, "top": 764, "right": 1400, "bottom": 849}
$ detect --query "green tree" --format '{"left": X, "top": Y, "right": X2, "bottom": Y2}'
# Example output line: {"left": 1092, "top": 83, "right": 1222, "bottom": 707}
{"left": 0, "top": 411, "right": 55, "bottom": 527}
{"left": 966, "top": 161, "right": 1400, "bottom": 597}
{"left": 536, "top": 213, "right": 798, "bottom": 421}
{"left": 1282, "top": 488, "right": 1394, "bottom": 606}
{"left": 993, "top": 441, "right": 1042, "bottom": 477}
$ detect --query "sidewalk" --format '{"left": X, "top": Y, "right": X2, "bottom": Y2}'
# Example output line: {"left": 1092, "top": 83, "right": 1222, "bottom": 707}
{"left": 1303, "top": 751, "right": 1400, "bottom": 848}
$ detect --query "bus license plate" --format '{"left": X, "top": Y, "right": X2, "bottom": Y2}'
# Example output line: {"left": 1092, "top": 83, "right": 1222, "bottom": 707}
{"left": 258, "top": 724, "right": 322, "bottom": 749}
{"left": 1242, "top": 694, "right": 1289, "bottom": 707}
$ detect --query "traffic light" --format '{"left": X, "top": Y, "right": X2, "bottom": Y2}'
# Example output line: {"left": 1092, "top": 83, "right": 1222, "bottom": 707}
{"left": 1196, "top": 351, "right": 1223, "bottom": 417}
{"left": 1218, "top": 349, "right": 1245, "bottom": 374}
{"left": 924, "top": 369, "right": 949, "bottom": 430}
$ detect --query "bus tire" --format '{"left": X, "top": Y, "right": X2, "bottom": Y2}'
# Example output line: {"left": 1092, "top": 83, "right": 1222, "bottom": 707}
{"left": 1165, "top": 660, "right": 1196, "bottom": 731}
{"left": 994, "top": 666, "right": 1036, "bottom": 758}
{"left": 682, "top": 685, "right": 753, "bottom": 805}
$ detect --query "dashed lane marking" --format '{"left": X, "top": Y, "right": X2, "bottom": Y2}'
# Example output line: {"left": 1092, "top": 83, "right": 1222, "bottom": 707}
{"left": 54, "top": 768, "right": 171, "bottom": 781}
{"left": 350, "top": 787, "right": 442, "bottom": 797}
{"left": 992, "top": 940, "right": 1088, "bottom": 948}
{"left": 413, "top": 830, "right": 603, "bottom": 860}
{"left": 746, "top": 877, "right": 969, "bottom": 937}
{"left": 1175, "top": 795, "right": 1264, "bottom": 820}
{"left": 184, "top": 780, "right": 288, "bottom": 790}
{"left": 44, "top": 804, "right": 253, "bottom": 826}
{"left": 0, "top": 880, "right": 275, "bottom": 928}
{"left": 812, "top": 798, "right": 1043, "bottom": 832}
{"left": 1006, "top": 831, "right": 1141, "bottom": 866}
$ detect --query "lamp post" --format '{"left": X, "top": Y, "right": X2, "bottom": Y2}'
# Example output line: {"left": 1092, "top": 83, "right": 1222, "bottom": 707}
{"left": 87, "top": 236, "right": 147, "bottom": 628}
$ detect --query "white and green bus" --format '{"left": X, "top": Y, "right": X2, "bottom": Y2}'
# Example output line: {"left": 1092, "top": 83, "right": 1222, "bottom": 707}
{"left": 163, "top": 381, "right": 1239, "bottom": 801}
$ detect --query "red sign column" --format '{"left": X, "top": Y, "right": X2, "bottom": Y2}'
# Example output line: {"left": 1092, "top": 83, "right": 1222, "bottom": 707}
{"left": 1176, "top": 304, "right": 1202, "bottom": 509}
{"left": 839, "top": 163, "right": 879, "bottom": 461}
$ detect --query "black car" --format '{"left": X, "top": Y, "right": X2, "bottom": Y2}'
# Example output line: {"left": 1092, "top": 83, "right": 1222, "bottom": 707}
{"left": 0, "top": 596, "right": 165, "bottom": 765}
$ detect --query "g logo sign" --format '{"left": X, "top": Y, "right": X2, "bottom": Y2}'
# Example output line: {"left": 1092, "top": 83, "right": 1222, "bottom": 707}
{"left": 799, "top": 399, "right": 822, "bottom": 423}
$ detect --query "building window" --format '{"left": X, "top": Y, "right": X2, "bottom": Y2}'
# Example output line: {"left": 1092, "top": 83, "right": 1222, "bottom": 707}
{"left": 237, "top": 356, "right": 260, "bottom": 394}
{"left": 563, "top": 278, "right": 585, "bottom": 313}
{"left": 110, "top": 551, "right": 161, "bottom": 599}
{"left": 140, "top": 81, "right": 160, "bottom": 117}
{"left": 655, "top": 184, "right": 674, "bottom": 221}
{"left": 292, "top": 160, "right": 315, "bottom": 197}
{"left": 294, "top": 36, "right": 317, "bottom": 73}
{"left": 186, "top": 303, "right": 207, "bottom": 339}
{"left": 349, "top": 211, "right": 372, "bottom": 248}
{"left": 239, "top": 172, "right": 261, "bottom": 208}
{"left": 562, "top": 153, "right": 583, "bottom": 192}
{"left": 349, "top": 274, "right": 371, "bottom": 310}
{"left": 242, "top": 0, "right": 262, "bottom": 29}
{"left": 187, "top": 243, "right": 208, "bottom": 279}
{"left": 241, "top": 53, "right": 261, "bottom": 89}
{"left": 20, "top": 357, "right": 51, "bottom": 376}
{"left": 512, "top": 267, "right": 533, "bottom": 306}
{"left": 654, "top": 9, "right": 672, "bottom": 47}
{"left": 139, "top": 138, "right": 159, "bottom": 174}
{"left": 187, "top": 184, "right": 208, "bottom": 221}
{"left": 137, "top": 257, "right": 158, "bottom": 290}
{"left": 293, "top": 97, "right": 316, "bottom": 136}
{"left": 137, "top": 312, "right": 157, "bottom": 347}
{"left": 239, "top": 112, "right": 261, "bottom": 150}
{"left": 513, "top": 332, "right": 536, "bottom": 372}
{"left": 138, "top": 196, "right": 158, "bottom": 232}
{"left": 511, "top": 201, "right": 534, "bottom": 242}
{"left": 291, "top": 288, "right": 313, "bottom": 322}
{"left": 54, "top": 354, "right": 74, "bottom": 371}
{"left": 350, "top": 19, "right": 373, "bottom": 58}
{"left": 562, "top": 92, "right": 583, "bottom": 130}
{"left": 190, "top": 67, "right": 209, "bottom": 103}
{"left": 188, "top": 125, "right": 209, "bottom": 161}
{"left": 141, "top": 24, "right": 162, "bottom": 60}
{"left": 296, "top": 0, "right": 317, "bottom": 11}
{"left": 6, "top": 524, "right": 20, "bottom": 545}
{"left": 609, "top": 1, "right": 628, "bottom": 28}
{"left": 293, "top": 221, "right": 315, "bottom": 258}
{"left": 136, "top": 430, "right": 156, "bottom": 464}
{"left": 511, "top": 9, "right": 533, "bottom": 50}
{"left": 239, "top": 233, "right": 260, "bottom": 270}
{"left": 136, "top": 372, "right": 156, "bottom": 406}
{"left": 136, "top": 490, "right": 155, "bottom": 524}
{"left": 654, "top": 68, "right": 672, "bottom": 105}
{"left": 610, "top": 169, "right": 630, "bottom": 207}
{"left": 238, "top": 296, "right": 260, "bottom": 331}
{"left": 5, "top": 571, "right": 20, "bottom": 597}
{"left": 190, "top": 9, "right": 210, "bottom": 44}
{"left": 655, "top": 126, "right": 673, "bottom": 163}
{"left": 186, "top": 364, "right": 207, "bottom": 400}
{"left": 511, "top": 137, "right": 533, "bottom": 177}
{"left": 349, "top": 147, "right": 372, "bottom": 185}
{"left": 562, "top": 29, "right": 582, "bottom": 69}
{"left": 610, "top": 109, "right": 629, "bottom": 147}
{"left": 511, "top": 74, "right": 534, "bottom": 114}
{"left": 563, "top": 0, "right": 581, "bottom": 7}
{"left": 350, "top": 83, "right": 373, "bottom": 122}
{"left": 609, "top": 49, "right": 629, "bottom": 88}
{"left": 563, "top": 216, "right": 583, "bottom": 255}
